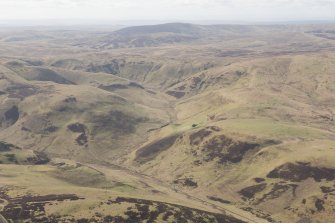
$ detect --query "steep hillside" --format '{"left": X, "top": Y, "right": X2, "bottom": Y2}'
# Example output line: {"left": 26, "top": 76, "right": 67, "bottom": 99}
{"left": 0, "top": 63, "right": 170, "bottom": 163}
{"left": 127, "top": 53, "right": 335, "bottom": 222}
{"left": 1, "top": 23, "right": 335, "bottom": 222}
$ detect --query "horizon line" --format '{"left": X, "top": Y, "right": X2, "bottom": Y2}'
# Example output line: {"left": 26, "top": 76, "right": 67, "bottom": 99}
{"left": 1, "top": 19, "right": 335, "bottom": 28}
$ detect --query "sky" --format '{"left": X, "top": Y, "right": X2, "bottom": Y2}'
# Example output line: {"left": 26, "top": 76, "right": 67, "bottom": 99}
{"left": 0, "top": 0, "right": 335, "bottom": 25}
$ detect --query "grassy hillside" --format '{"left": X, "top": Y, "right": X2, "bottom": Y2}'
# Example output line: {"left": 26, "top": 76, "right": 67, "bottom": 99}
{"left": 1, "top": 23, "right": 335, "bottom": 222}
{"left": 127, "top": 52, "right": 335, "bottom": 222}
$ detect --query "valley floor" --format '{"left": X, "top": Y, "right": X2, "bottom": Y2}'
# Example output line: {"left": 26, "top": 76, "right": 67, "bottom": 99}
{"left": 1, "top": 23, "right": 335, "bottom": 222}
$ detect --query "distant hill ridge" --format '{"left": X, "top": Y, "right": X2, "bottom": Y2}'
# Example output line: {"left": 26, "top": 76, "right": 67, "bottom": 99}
{"left": 113, "top": 23, "right": 204, "bottom": 35}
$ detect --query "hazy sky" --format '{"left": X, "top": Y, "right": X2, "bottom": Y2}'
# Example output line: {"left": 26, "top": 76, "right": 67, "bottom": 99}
{"left": 0, "top": 0, "right": 335, "bottom": 24}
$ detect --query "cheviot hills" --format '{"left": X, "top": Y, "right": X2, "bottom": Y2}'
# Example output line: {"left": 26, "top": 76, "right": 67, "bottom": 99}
{"left": 1, "top": 21, "right": 335, "bottom": 222}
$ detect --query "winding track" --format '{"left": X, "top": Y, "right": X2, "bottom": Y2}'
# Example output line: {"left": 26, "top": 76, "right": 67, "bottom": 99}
{"left": 83, "top": 161, "right": 271, "bottom": 223}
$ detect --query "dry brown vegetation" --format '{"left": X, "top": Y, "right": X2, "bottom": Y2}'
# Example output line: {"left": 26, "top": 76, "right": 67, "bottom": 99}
{"left": 1, "top": 22, "right": 335, "bottom": 222}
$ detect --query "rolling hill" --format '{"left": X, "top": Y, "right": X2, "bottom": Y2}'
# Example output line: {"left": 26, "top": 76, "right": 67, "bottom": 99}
{"left": 1, "top": 23, "right": 335, "bottom": 222}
